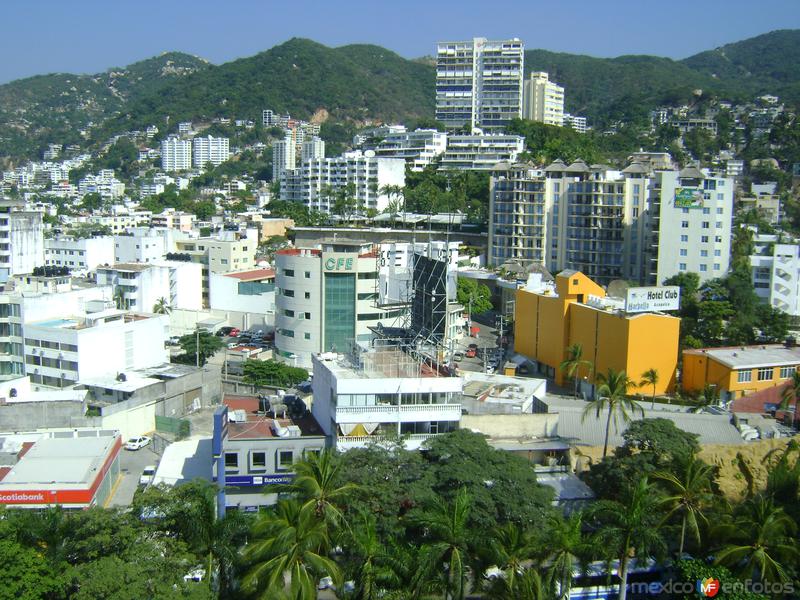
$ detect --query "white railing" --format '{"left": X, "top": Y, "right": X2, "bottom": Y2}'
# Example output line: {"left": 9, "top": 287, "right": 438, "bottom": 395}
{"left": 336, "top": 433, "right": 439, "bottom": 449}
{"left": 333, "top": 404, "right": 462, "bottom": 422}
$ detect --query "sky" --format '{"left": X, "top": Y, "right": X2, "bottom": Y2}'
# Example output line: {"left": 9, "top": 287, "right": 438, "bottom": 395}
{"left": 1, "top": 0, "right": 799, "bottom": 84}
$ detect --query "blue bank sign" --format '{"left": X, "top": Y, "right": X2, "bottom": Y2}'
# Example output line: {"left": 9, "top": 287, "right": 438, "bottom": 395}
{"left": 225, "top": 474, "right": 294, "bottom": 487}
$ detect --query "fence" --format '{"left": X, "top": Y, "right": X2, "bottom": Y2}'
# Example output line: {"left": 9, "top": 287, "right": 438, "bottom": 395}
{"left": 155, "top": 415, "right": 191, "bottom": 439}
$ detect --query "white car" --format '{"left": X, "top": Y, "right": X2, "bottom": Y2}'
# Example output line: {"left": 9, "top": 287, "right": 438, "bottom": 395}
{"left": 125, "top": 435, "right": 151, "bottom": 451}
{"left": 139, "top": 465, "right": 156, "bottom": 486}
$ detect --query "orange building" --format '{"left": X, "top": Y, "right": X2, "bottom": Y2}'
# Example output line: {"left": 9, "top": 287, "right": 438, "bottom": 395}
{"left": 514, "top": 270, "right": 680, "bottom": 395}
{"left": 682, "top": 344, "right": 800, "bottom": 402}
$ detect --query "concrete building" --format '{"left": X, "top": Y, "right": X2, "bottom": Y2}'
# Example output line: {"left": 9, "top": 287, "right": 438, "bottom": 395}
{"left": 440, "top": 134, "right": 525, "bottom": 170}
{"left": 113, "top": 232, "right": 168, "bottom": 264}
{"left": 272, "top": 133, "right": 296, "bottom": 183}
{"left": 45, "top": 236, "right": 115, "bottom": 272}
{"left": 563, "top": 114, "right": 588, "bottom": 134}
{"left": 683, "top": 344, "right": 800, "bottom": 402}
{"left": 301, "top": 137, "right": 325, "bottom": 162}
{"left": 161, "top": 135, "right": 193, "bottom": 172}
{"left": 89, "top": 212, "right": 152, "bottom": 235}
{"left": 192, "top": 135, "right": 230, "bottom": 168}
{"left": 374, "top": 129, "right": 448, "bottom": 171}
{"left": 281, "top": 150, "right": 406, "bottom": 214}
{"left": 435, "top": 38, "right": 524, "bottom": 131}
{"left": 651, "top": 168, "right": 733, "bottom": 285}
{"left": 209, "top": 268, "right": 276, "bottom": 330}
{"left": 96, "top": 261, "right": 203, "bottom": 312}
{"left": 514, "top": 271, "right": 680, "bottom": 395}
{"left": 312, "top": 347, "right": 462, "bottom": 450}
{"left": 212, "top": 396, "right": 326, "bottom": 513}
{"left": 0, "top": 199, "right": 45, "bottom": 283}
{"left": 751, "top": 238, "right": 800, "bottom": 316}
{"left": 151, "top": 210, "right": 194, "bottom": 232}
{"left": 0, "top": 429, "right": 121, "bottom": 509}
{"left": 523, "top": 72, "right": 564, "bottom": 126}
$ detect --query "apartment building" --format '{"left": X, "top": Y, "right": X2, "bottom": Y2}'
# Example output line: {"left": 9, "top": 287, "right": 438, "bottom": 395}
{"left": 161, "top": 135, "right": 192, "bottom": 172}
{"left": 301, "top": 137, "right": 325, "bottom": 162}
{"left": 113, "top": 233, "right": 168, "bottom": 264}
{"left": 522, "top": 72, "right": 565, "bottom": 126}
{"left": 192, "top": 135, "right": 230, "bottom": 168}
{"left": 374, "top": 129, "right": 448, "bottom": 171}
{"left": 151, "top": 210, "right": 194, "bottom": 232}
{"left": 439, "top": 134, "right": 525, "bottom": 170}
{"left": 436, "top": 37, "right": 524, "bottom": 131}
{"left": 45, "top": 236, "right": 115, "bottom": 272}
{"left": 96, "top": 261, "right": 203, "bottom": 312}
{"left": 272, "top": 133, "right": 296, "bottom": 183}
{"left": 209, "top": 268, "right": 276, "bottom": 330}
{"left": 0, "top": 199, "right": 45, "bottom": 284}
{"left": 751, "top": 236, "right": 800, "bottom": 317}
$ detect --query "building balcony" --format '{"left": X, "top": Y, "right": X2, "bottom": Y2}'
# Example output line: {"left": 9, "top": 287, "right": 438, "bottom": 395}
{"left": 336, "top": 433, "right": 440, "bottom": 451}
{"left": 333, "top": 403, "right": 462, "bottom": 424}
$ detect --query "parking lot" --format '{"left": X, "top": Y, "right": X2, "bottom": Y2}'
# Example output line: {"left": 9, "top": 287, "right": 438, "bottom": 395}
{"left": 108, "top": 440, "right": 161, "bottom": 507}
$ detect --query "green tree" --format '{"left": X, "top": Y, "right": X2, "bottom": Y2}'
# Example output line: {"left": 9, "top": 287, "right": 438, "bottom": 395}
{"left": 242, "top": 498, "right": 341, "bottom": 599}
{"left": 178, "top": 330, "right": 223, "bottom": 366}
{"left": 587, "top": 477, "right": 667, "bottom": 600}
{"left": 0, "top": 538, "right": 60, "bottom": 600}
{"left": 582, "top": 369, "right": 642, "bottom": 458}
{"left": 484, "top": 522, "right": 539, "bottom": 597}
{"left": 241, "top": 358, "right": 309, "bottom": 388}
{"left": 639, "top": 368, "right": 660, "bottom": 409}
{"left": 618, "top": 418, "right": 700, "bottom": 462}
{"left": 456, "top": 277, "right": 492, "bottom": 316}
{"left": 153, "top": 296, "right": 172, "bottom": 314}
{"left": 653, "top": 456, "right": 715, "bottom": 555}
{"left": 560, "top": 343, "right": 593, "bottom": 399}
{"left": 542, "top": 513, "right": 588, "bottom": 600}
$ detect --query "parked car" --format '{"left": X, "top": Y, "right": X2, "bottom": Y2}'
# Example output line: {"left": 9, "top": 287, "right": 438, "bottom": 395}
{"left": 452, "top": 351, "right": 464, "bottom": 361}
{"left": 518, "top": 364, "right": 529, "bottom": 375}
{"left": 465, "top": 348, "right": 477, "bottom": 358}
{"left": 468, "top": 343, "right": 479, "bottom": 350}
{"left": 125, "top": 436, "right": 151, "bottom": 451}
{"left": 167, "top": 336, "right": 182, "bottom": 346}
{"left": 229, "top": 328, "right": 240, "bottom": 337}
{"left": 139, "top": 465, "right": 156, "bottom": 486}
{"left": 216, "top": 327, "right": 234, "bottom": 337}
{"left": 227, "top": 342, "right": 240, "bottom": 349}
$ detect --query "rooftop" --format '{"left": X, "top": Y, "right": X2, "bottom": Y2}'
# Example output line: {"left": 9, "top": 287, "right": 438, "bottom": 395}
{"left": 314, "top": 347, "right": 456, "bottom": 380}
{"left": 100, "top": 263, "right": 152, "bottom": 272}
{"left": 223, "top": 395, "right": 324, "bottom": 440}
{"left": 684, "top": 344, "right": 800, "bottom": 369}
{"left": 223, "top": 268, "right": 275, "bottom": 281}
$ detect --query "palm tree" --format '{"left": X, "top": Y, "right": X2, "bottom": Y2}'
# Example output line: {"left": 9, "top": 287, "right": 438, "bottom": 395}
{"left": 582, "top": 368, "right": 642, "bottom": 458}
{"left": 688, "top": 384, "right": 719, "bottom": 413}
{"left": 346, "top": 512, "right": 399, "bottom": 600}
{"left": 639, "top": 368, "right": 660, "bottom": 409}
{"left": 560, "top": 344, "right": 593, "bottom": 399}
{"left": 485, "top": 567, "right": 553, "bottom": 600}
{"left": 653, "top": 456, "right": 715, "bottom": 555}
{"left": 713, "top": 495, "right": 799, "bottom": 583}
{"left": 588, "top": 477, "right": 667, "bottom": 600}
{"left": 484, "top": 522, "right": 539, "bottom": 596}
{"left": 779, "top": 370, "right": 800, "bottom": 426}
{"left": 242, "top": 498, "right": 342, "bottom": 599}
{"left": 412, "top": 486, "right": 473, "bottom": 600}
{"left": 153, "top": 296, "right": 172, "bottom": 315}
{"left": 274, "top": 450, "right": 357, "bottom": 533}
{"left": 543, "top": 513, "right": 588, "bottom": 600}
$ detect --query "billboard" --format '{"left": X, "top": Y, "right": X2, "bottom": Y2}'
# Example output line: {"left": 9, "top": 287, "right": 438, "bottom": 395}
{"left": 411, "top": 254, "right": 449, "bottom": 343}
{"left": 625, "top": 286, "right": 680, "bottom": 313}
{"left": 674, "top": 187, "right": 703, "bottom": 209}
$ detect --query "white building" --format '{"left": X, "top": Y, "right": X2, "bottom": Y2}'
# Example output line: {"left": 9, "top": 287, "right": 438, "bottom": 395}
{"left": 435, "top": 37, "right": 524, "bottom": 132}
{"left": 209, "top": 268, "right": 276, "bottom": 330}
{"left": 151, "top": 210, "right": 194, "bottom": 232}
{"left": 652, "top": 168, "right": 733, "bottom": 284}
{"left": 0, "top": 200, "right": 45, "bottom": 283}
{"left": 523, "top": 72, "right": 565, "bottom": 126}
{"left": 301, "top": 137, "right": 325, "bottom": 162}
{"left": 440, "top": 134, "right": 525, "bottom": 170}
{"left": 113, "top": 233, "right": 168, "bottom": 264}
{"left": 45, "top": 236, "right": 115, "bottom": 272}
{"left": 161, "top": 136, "right": 192, "bottom": 172}
{"left": 281, "top": 150, "right": 405, "bottom": 214}
{"left": 272, "top": 134, "right": 296, "bottom": 183}
{"left": 96, "top": 261, "right": 203, "bottom": 312}
{"left": 193, "top": 135, "right": 230, "bottom": 168}
{"left": 563, "top": 113, "right": 588, "bottom": 133}
{"left": 311, "top": 348, "right": 462, "bottom": 450}
{"left": 374, "top": 129, "right": 448, "bottom": 171}
{"left": 751, "top": 237, "right": 800, "bottom": 316}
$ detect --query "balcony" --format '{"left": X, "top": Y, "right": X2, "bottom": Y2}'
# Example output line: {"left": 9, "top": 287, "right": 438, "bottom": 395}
{"left": 333, "top": 403, "right": 462, "bottom": 424}
{"left": 336, "top": 433, "right": 439, "bottom": 451}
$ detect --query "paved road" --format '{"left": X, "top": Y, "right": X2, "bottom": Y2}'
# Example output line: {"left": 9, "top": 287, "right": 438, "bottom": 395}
{"left": 107, "top": 443, "right": 161, "bottom": 507}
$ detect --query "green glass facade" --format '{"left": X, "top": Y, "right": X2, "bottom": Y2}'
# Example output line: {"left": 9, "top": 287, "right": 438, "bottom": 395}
{"left": 324, "top": 273, "right": 355, "bottom": 353}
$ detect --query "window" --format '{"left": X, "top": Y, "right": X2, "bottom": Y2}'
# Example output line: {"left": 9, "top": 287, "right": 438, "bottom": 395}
{"left": 702, "top": 207, "right": 710, "bottom": 215}
{"left": 276, "top": 450, "right": 293, "bottom": 471}
{"left": 279, "top": 329, "right": 294, "bottom": 338}
{"left": 304, "top": 332, "right": 311, "bottom": 340}
{"left": 715, "top": 221, "right": 722, "bottom": 229}
{"left": 283, "top": 289, "right": 294, "bottom": 297}
{"left": 303, "top": 312, "right": 311, "bottom": 320}
{"left": 701, "top": 236, "right": 709, "bottom": 243}
{"left": 304, "top": 271, "right": 311, "bottom": 279}
{"left": 702, "top": 222, "right": 710, "bottom": 229}
{"left": 737, "top": 370, "right": 752, "bottom": 383}
{"left": 714, "top": 250, "right": 721, "bottom": 257}
{"left": 680, "top": 235, "right": 688, "bottom": 242}
{"left": 699, "top": 264, "right": 708, "bottom": 272}
{"left": 780, "top": 366, "right": 796, "bottom": 379}
{"left": 250, "top": 451, "right": 266, "bottom": 471}
{"left": 679, "top": 263, "right": 687, "bottom": 271}
{"left": 224, "top": 453, "right": 239, "bottom": 471}
{"left": 680, "top": 249, "right": 688, "bottom": 256}
{"left": 717, "top": 207, "right": 724, "bottom": 214}
{"left": 757, "top": 367, "right": 773, "bottom": 381}
{"left": 284, "top": 309, "right": 295, "bottom": 317}
{"left": 284, "top": 269, "right": 295, "bottom": 277}
{"left": 715, "top": 236, "right": 723, "bottom": 243}
{"left": 304, "top": 292, "right": 311, "bottom": 299}
{"left": 714, "top": 263, "right": 721, "bottom": 271}
{"left": 700, "top": 250, "right": 708, "bottom": 257}
{"left": 681, "top": 221, "right": 689, "bottom": 229}
{"left": 682, "top": 208, "right": 689, "bottom": 214}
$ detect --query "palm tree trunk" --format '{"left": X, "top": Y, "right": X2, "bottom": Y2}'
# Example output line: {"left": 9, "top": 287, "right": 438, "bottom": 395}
{"left": 679, "top": 515, "right": 686, "bottom": 556}
{"left": 603, "top": 406, "right": 613, "bottom": 458}
{"left": 618, "top": 554, "right": 630, "bottom": 600}
{"left": 651, "top": 385, "right": 656, "bottom": 410}
{"left": 575, "top": 374, "right": 579, "bottom": 399}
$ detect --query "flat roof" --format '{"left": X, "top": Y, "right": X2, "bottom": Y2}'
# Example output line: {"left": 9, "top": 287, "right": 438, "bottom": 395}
{"left": 103, "top": 263, "right": 152, "bottom": 272}
{"left": 685, "top": 344, "right": 800, "bottom": 369}
{"left": 0, "top": 435, "right": 117, "bottom": 486}
{"left": 223, "top": 395, "right": 324, "bottom": 439}
{"left": 152, "top": 438, "right": 212, "bottom": 486}
{"left": 80, "top": 374, "right": 161, "bottom": 393}
{"left": 223, "top": 268, "right": 275, "bottom": 281}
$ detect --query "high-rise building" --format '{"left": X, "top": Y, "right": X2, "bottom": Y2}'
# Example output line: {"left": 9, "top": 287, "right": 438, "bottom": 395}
{"left": 435, "top": 38, "right": 524, "bottom": 132}
{"left": 301, "top": 137, "right": 325, "bottom": 162}
{"left": 522, "top": 72, "right": 564, "bottom": 126}
{"left": 0, "top": 199, "right": 44, "bottom": 283}
{"left": 192, "top": 135, "right": 230, "bottom": 168}
{"left": 373, "top": 129, "right": 448, "bottom": 171}
{"left": 160, "top": 136, "right": 192, "bottom": 172}
{"left": 272, "top": 133, "right": 296, "bottom": 183}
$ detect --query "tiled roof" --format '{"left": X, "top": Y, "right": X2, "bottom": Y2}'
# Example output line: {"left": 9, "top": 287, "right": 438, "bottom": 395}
{"left": 223, "top": 268, "right": 275, "bottom": 281}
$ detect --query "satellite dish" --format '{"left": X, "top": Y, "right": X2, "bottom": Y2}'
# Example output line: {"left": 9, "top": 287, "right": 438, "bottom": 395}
{"left": 607, "top": 279, "right": 631, "bottom": 300}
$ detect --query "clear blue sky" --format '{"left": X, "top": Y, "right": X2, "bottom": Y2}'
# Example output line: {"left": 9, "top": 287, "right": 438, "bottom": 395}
{"left": 1, "top": 0, "right": 798, "bottom": 84}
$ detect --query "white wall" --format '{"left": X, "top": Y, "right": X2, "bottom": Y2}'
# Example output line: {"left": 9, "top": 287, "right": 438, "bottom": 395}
{"left": 209, "top": 272, "right": 275, "bottom": 315}
{"left": 114, "top": 235, "right": 167, "bottom": 264}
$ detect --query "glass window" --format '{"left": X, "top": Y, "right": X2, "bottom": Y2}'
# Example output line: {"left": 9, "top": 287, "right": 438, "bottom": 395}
{"left": 680, "top": 249, "right": 687, "bottom": 256}
{"left": 757, "top": 367, "right": 772, "bottom": 381}
{"left": 701, "top": 236, "right": 709, "bottom": 243}
{"left": 224, "top": 453, "right": 239, "bottom": 471}
{"left": 304, "top": 332, "right": 311, "bottom": 340}
{"left": 702, "top": 222, "right": 710, "bottom": 229}
{"left": 304, "top": 271, "right": 311, "bottom": 278}
{"left": 276, "top": 450, "right": 293, "bottom": 471}
{"left": 681, "top": 221, "right": 689, "bottom": 228}
{"left": 737, "top": 370, "right": 752, "bottom": 383}
{"left": 679, "top": 263, "right": 687, "bottom": 271}
{"left": 780, "top": 366, "right": 796, "bottom": 379}
{"left": 304, "top": 292, "right": 311, "bottom": 299}
{"left": 680, "top": 235, "right": 688, "bottom": 242}
{"left": 699, "top": 264, "right": 707, "bottom": 272}
{"left": 250, "top": 451, "right": 266, "bottom": 471}
{"left": 324, "top": 273, "right": 355, "bottom": 353}
{"left": 284, "top": 269, "right": 295, "bottom": 277}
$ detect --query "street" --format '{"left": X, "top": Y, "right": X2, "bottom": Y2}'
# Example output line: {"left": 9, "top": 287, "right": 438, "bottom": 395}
{"left": 107, "top": 442, "right": 161, "bottom": 507}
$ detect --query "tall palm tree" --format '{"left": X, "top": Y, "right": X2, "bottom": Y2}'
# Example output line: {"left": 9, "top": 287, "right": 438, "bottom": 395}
{"left": 242, "top": 498, "right": 341, "bottom": 599}
{"left": 560, "top": 343, "right": 593, "bottom": 399}
{"left": 713, "top": 495, "right": 799, "bottom": 583}
{"left": 412, "top": 487, "right": 473, "bottom": 600}
{"left": 653, "top": 456, "right": 715, "bottom": 555}
{"left": 779, "top": 370, "right": 800, "bottom": 426}
{"left": 543, "top": 513, "right": 588, "bottom": 600}
{"left": 274, "top": 450, "right": 357, "bottom": 533}
{"left": 639, "top": 368, "right": 659, "bottom": 409}
{"left": 484, "top": 522, "right": 539, "bottom": 596}
{"left": 345, "top": 512, "right": 400, "bottom": 600}
{"left": 582, "top": 368, "right": 642, "bottom": 458}
{"left": 485, "top": 567, "right": 553, "bottom": 600}
{"left": 153, "top": 296, "right": 172, "bottom": 315}
{"left": 588, "top": 477, "right": 667, "bottom": 600}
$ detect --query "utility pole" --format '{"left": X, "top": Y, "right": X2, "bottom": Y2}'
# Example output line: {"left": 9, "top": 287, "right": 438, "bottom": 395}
{"left": 196, "top": 327, "right": 200, "bottom": 368}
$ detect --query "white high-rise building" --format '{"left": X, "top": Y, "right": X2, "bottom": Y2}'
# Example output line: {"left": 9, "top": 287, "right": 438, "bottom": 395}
{"left": 374, "top": 129, "right": 448, "bottom": 171}
{"left": 0, "top": 199, "right": 44, "bottom": 283}
{"left": 301, "top": 137, "right": 325, "bottom": 162}
{"left": 751, "top": 237, "right": 800, "bottom": 317}
{"left": 272, "top": 133, "right": 296, "bottom": 183}
{"left": 45, "top": 236, "right": 115, "bottom": 272}
{"left": 161, "top": 136, "right": 192, "bottom": 172}
{"left": 523, "top": 72, "right": 565, "bottom": 126}
{"left": 436, "top": 38, "right": 524, "bottom": 132}
{"left": 439, "top": 134, "right": 525, "bottom": 170}
{"left": 193, "top": 135, "right": 230, "bottom": 168}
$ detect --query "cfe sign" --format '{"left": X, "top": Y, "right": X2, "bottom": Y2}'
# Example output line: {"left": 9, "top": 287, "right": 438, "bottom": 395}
{"left": 625, "top": 286, "right": 680, "bottom": 313}
{"left": 324, "top": 255, "right": 355, "bottom": 271}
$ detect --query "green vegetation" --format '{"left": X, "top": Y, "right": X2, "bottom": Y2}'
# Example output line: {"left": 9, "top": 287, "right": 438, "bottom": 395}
{"left": 175, "top": 330, "right": 224, "bottom": 366}
{"left": 241, "top": 359, "right": 309, "bottom": 388}
{"left": 403, "top": 165, "right": 491, "bottom": 222}
{"left": 456, "top": 277, "right": 492, "bottom": 315}
{"left": 581, "top": 368, "right": 643, "bottom": 458}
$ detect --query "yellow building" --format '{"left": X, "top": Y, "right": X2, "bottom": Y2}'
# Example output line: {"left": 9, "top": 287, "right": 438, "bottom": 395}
{"left": 682, "top": 345, "right": 800, "bottom": 401}
{"left": 514, "top": 270, "right": 680, "bottom": 394}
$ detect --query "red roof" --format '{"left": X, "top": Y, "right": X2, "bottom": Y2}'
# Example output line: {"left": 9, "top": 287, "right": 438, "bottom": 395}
{"left": 732, "top": 382, "right": 797, "bottom": 418}
{"left": 0, "top": 467, "right": 10, "bottom": 481}
{"left": 223, "top": 395, "right": 260, "bottom": 413}
{"left": 224, "top": 268, "right": 275, "bottom": 281}
{"left": 276, "top": 248, "right": 321, "bottom": 257}
{"left": 18, "top": 442, "right": 34, "bottom": 459}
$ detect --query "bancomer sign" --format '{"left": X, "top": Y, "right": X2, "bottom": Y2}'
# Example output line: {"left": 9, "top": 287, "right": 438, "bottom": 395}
{"left": 625, "top": 286, "right": 680, "bottom": 313}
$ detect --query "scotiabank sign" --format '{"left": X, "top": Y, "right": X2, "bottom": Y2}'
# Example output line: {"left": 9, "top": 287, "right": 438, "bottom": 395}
{"left": 0, "top": 488, "right": 94, "bottom": 505}
{"left": 0, "top": 491, "right": 47, "bottom": 503}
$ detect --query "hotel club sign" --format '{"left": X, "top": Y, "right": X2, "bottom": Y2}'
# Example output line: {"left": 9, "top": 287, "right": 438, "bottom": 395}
{"left": 625, "top": 286, "right": 680, "bottom": 314}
